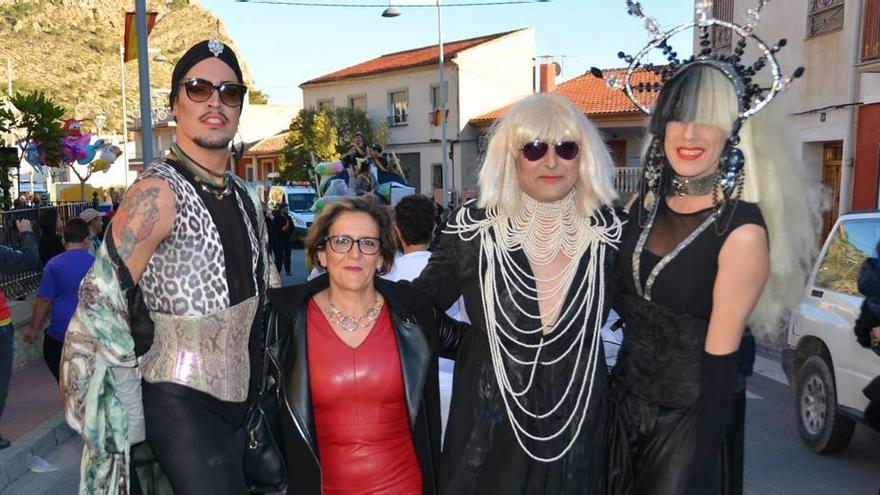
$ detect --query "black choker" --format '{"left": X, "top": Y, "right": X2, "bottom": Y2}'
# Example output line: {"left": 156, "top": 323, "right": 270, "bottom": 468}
{"left": 670, "top": 173, "right": 715, "bottom": 197}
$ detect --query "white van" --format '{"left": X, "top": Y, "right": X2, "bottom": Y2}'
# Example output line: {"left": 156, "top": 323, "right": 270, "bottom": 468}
{"left": 784, "top": 211, "right": 880, "bottom": 453}
{"left": 267, "top": 185, "right": 317, "bottom": 244}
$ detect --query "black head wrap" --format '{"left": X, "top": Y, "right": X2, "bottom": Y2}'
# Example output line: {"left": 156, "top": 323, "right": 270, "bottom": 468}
{"left": 169, "top": 39, "right": 243, "bottom": 108}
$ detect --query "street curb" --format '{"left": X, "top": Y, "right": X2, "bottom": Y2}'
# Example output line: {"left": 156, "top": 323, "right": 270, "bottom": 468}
{"left": 0, "top": 413, "right": 75, "bottom": 492}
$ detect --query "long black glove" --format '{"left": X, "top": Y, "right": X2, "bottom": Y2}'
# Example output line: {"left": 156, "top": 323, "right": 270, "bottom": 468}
{"left": 686, "top": 350, "right": 739, "bottom": 495}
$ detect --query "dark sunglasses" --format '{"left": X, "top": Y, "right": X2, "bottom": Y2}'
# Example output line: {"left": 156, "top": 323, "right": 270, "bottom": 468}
{"left": 180, "top": 78, "right": 247, "bottom": 107}
{"left": 521, "top": 140, "right": 580, "bottom": 161}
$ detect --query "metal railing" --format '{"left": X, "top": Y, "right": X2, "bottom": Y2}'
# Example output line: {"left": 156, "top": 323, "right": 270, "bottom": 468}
{"left": 614, "top": 166, "right": 642, "bottom": 199}
{"left": 0, "top": 203, "right": 90, "bottom": 300}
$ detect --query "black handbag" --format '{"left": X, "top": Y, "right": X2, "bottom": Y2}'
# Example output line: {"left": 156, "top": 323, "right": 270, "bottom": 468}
{"left": 243, "top": 308, "right": 287, "bottom": 493}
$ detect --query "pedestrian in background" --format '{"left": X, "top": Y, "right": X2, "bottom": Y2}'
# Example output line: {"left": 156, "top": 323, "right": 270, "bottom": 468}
{"left": 37, "top": 207, "right": 65, "bottom": 266}
{"left": 271, "top": 203, "right": 293, "bottom": 275}
{"left": 0, "top": 219, "right": 41, "bottom": 449}
{"left": 25, "top": 218, "right": 94, "bottom": 382}
{"left": 78, "top": 208, "right": 104, "bottom": 255}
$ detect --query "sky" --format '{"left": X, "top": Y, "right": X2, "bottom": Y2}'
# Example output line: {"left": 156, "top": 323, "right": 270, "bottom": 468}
{"left": 198, "top": 0, "right": 696, "bottom": 106}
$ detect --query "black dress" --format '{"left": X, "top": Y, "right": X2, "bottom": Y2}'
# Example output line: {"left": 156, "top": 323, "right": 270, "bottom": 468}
{"left": 607, "top": 196, "right": 765, "bottom": 495}
{"left": 415, "top": 205, "right": 620, "bottom": 495}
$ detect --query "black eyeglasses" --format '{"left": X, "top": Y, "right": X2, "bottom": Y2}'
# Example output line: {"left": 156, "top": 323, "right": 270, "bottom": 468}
{"left": 521, "top": 140, "right": 580, "bottom": 161}
{"left": 179, "top": 78, "right": 248, "bottom": 107}
{"left": 324, "top": 235, "right": 381, "bottom": 255}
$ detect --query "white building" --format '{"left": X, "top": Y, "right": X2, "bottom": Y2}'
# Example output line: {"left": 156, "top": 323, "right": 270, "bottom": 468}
{"left": 701, "top": 0, "right": 880, "bottom": 236}
{"left": 300, "top": 28, "right": 536, "bottom": 203}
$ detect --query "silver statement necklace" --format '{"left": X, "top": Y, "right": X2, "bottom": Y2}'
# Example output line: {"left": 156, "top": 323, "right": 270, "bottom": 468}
{"left": 444, "top": 191, "right": 624, "bottom": 462}
{"left": 325, "top": 296, "right": 384, "bottom": 332}
{"left": 670, "top": 172, "right": 715, "bottom": 197}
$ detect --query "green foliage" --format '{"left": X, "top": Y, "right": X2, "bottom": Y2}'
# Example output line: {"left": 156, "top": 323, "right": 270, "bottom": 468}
{"left": 0, "top": 90, "right": 65, "bottom": 206}
{"left": 280, "top": 109, "right": 338, "bottom": 183}
{"left": 280, "top": 107, "right": 389, "bottom": 184}
{"left": 248, "top": 88, "right": 269, "bottom": 105}
{"left": 8, "top": 91, "right": 66, "bottom": 167}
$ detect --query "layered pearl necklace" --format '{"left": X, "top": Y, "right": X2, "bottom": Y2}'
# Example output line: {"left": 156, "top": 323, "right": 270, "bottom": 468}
{"left": 444, "top": 191, "right": 623, "bottom": 462}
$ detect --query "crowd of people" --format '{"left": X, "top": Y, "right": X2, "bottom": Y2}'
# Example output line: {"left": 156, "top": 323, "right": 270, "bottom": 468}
{"left": 0, "top": 2, "right": 872, "bottom": 492}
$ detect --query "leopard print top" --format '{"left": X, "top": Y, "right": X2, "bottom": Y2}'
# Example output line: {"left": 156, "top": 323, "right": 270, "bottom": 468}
{"left": 135, "top": 159, "right": 260, "bottom": 316}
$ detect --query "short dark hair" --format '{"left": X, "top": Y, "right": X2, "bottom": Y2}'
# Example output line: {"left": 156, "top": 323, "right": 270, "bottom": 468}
{"left": 394, "top": 195, "right": 436, "bottom": 246}
{"left": 64, "top": 218, "right": 90, "bottom": 244}
{"left": 305, "top": 197, "right": 396, "bottom": 275}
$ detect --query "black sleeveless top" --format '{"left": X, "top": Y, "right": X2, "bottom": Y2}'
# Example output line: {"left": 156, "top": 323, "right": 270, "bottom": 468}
{"left": 613, "top": 196, "right": 766, "bottom": 406}
{"left": 168, "top": 159, "right": 256, "bottom": 306}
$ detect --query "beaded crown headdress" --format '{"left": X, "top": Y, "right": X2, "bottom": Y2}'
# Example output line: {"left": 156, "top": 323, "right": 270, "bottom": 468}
{"left": 592, "top": 0, "right": 803, "bottom": 120}
{"left": 591, "top": 0, "right": 804, "bottom": 221}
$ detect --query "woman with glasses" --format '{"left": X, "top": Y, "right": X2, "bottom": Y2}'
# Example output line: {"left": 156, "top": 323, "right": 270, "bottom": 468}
{"left": 413, "top": 93, "right": 623, "bottom": 494}
{"left": 265, "top": 197, "right": 464, "bottom": 495}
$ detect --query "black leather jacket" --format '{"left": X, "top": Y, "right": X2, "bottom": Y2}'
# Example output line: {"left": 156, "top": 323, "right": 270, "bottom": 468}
{"left": 265, "top": 274, "right": 463, "bottom": 495}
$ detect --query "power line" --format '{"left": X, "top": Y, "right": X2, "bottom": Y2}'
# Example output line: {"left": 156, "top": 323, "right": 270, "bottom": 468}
{"left": 235, "top": 0, "right": 549, "bottom": 7}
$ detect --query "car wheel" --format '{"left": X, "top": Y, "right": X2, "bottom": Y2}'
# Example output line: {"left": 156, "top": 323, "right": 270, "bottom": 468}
{"left": 794, "top": 354, "right": 856, "bottom": 453}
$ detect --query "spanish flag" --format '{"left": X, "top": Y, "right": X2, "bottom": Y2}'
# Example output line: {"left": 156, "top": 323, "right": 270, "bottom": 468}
{"left": 123, "top": 12, "right": 158, "bottom": 63}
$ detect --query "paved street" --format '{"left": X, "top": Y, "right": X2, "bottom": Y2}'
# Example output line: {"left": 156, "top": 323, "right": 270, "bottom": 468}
{"left": 744, "top": 356, "right": 880, "bottom": 494}
{"left": 6, "top": 250, "right": 880, "bottom": 494}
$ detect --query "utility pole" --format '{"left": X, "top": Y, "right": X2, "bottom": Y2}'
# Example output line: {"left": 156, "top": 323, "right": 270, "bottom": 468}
{"left": 120, "top": 44, "right": 130, "bottom": 187}
{"left": 135, "top": 0, "right": 154, "bottom": 166}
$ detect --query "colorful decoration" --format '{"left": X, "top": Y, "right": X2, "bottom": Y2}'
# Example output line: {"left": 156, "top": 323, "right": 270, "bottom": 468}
{"left": 62, "top": 118, "right": 83, "bottom": 138}
{"left": 315, "top": 161, "right": 344, "bottom": 176}
{"left": 61, "top": 133, "right": 106, "bottom": 165}
{"left": 19, "top": 140, "right": 45, "bottom": 168}
{"left": 91, "top": 145, "right": 122, "bottom": 173}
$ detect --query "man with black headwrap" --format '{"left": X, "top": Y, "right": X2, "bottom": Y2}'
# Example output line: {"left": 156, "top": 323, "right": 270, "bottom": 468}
{"left": 60, "top": 40, "right": 278, "bottom": 494}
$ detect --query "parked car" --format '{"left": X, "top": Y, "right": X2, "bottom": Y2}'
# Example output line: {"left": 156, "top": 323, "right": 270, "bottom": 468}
{"left": 267, "top": 184, "right": 317, "bottom": 245}
{"left": 783, "top": 210, "right": 880, "bottom": 453}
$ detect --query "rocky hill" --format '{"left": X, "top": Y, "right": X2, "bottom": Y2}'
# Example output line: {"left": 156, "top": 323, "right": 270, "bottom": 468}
{"left": 0, "top": 0, "right": 250, "bottom": 134}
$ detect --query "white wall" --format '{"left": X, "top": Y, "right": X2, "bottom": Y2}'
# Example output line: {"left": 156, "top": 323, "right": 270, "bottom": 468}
{"left": 455, "top": 29, "right": 536, "bottom": 191}
{"left": 302, "top": 29, "right": 536, "bottom": 198}
{"left": 695, "top": 0, "right": 864, "bottom": 212}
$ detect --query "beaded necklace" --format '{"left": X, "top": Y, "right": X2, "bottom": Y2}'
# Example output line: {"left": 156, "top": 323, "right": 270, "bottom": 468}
{"left": 170, "top": 143, "right": 233, "bottom": 201}
{"left": 444, "top": 191, "right": 623, "bottom": 462}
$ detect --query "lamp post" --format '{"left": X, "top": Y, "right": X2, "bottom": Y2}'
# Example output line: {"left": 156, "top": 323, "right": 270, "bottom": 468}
{"left": 382, "top": 1, "right": 451, "bottom": 208}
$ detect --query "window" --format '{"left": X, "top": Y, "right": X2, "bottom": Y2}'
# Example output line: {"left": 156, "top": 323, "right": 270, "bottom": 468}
{"left": 389, "top": 90, "right": 408, "bottom": 126}
{"left": 807, "top": 0, "right": 845, "bottom": 38}
{"left": 261, "top": 160, "right": 273, "bottom": 179}
{"left": 430, "top": 83, "right": 449, "bottom": 110}
{"left": 432, "top": 163, "right": 443, "bottom": 189}
{"left": 317, "top": 98, "right": 334, "bottom": 112}
{"left": 711, "top": 0, "right": 734, "bottom": 50}
{"left": 814, "top": 218, "right": 880, "bottom": 296}
{"left": 246, "top": 165, "right": 255, "bottom": 182}
{"left": 287, "top": 192, "right": 317, "bottom": 212}
{"left": 348, "top": 95, "right": 366, "bottom": 111}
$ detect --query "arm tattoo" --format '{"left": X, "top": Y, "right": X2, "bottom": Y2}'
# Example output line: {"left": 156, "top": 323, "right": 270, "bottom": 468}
{"left": 115, "top": 187, "right": 162, "bottom": 261}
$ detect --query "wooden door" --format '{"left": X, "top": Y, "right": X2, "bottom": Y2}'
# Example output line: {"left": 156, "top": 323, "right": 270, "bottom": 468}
{"left": 822, "top": 142, "right": 843, "bottom": 241}
{"left": 608, "top": 140, "right": 627, "bottom": 167}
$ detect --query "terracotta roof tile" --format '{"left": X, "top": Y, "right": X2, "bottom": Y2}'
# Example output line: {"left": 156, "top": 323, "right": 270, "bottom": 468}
{"left": 246, "top": 133, "right": 288, "bottom": 155}
{"left": 301, "top": 29, "right": 524, "bottom": 86}
{"left": 470, "top": 67, "right": 662, "bottom": 125}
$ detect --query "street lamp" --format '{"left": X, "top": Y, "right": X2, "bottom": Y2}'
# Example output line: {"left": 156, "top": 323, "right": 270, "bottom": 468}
{"left": 382, "top": 1, "right": 451, "bottom": 208}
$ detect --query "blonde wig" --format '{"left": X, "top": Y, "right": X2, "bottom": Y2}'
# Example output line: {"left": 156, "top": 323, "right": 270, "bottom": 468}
{"left": 478, "top": 93, "right": 618, "bottom": 216}
{"left": 646, "top": 64, "right": 824, "bottom": 341}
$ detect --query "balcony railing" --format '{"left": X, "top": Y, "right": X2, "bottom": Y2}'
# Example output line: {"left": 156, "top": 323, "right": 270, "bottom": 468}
{"left": 614, "top": 166, "right": 642, "bottom": 199}
{"left": 863, "top": 0, "right": 880, "bottom": 62}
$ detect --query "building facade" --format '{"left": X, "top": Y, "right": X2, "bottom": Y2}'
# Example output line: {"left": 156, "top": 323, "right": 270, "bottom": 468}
{"left": 700, "top": 0, "right": 880, "bottom": 237}
{"left": 300, "top": 28, "right": 536, "bottom": 203}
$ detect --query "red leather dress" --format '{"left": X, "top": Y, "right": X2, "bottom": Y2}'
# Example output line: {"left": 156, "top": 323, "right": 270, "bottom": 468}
{"left": 306, "top": 299, "right": 423, "bottom": 495}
